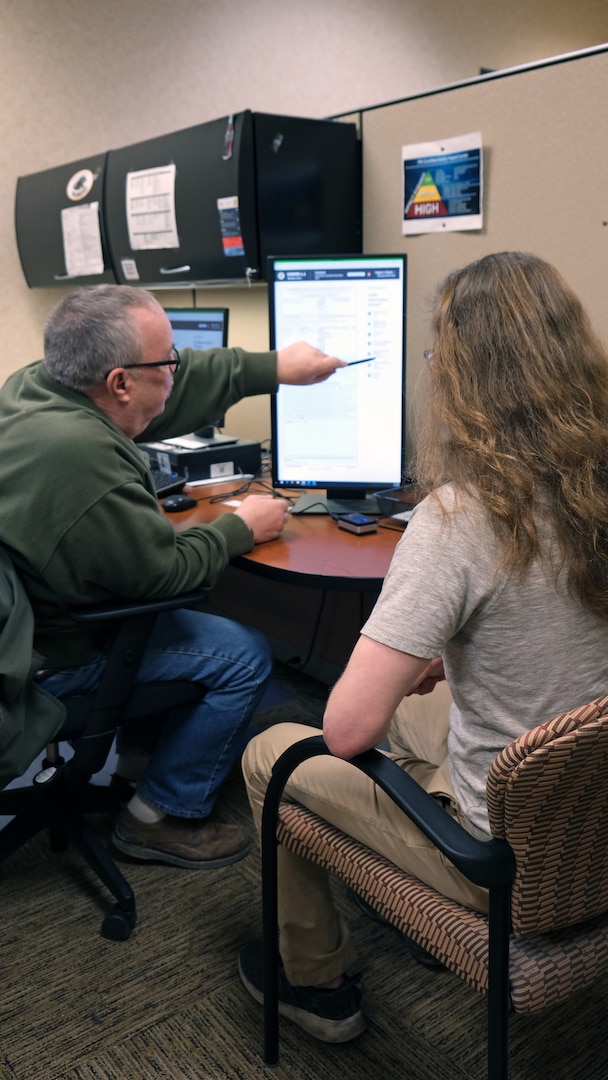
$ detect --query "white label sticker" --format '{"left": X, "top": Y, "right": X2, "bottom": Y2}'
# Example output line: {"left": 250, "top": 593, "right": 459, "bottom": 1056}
{"left": 121, "top": 258, "right": 140, "bottom": 281}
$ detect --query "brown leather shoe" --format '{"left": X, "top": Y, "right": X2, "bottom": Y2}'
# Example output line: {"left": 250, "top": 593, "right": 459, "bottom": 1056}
{"left": 112, "top": 807, "right": 250, "bottom": 869}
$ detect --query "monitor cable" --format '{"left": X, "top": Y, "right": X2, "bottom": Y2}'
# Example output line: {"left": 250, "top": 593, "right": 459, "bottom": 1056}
{"left": 284, "top": 588, "right": 329, "bottom": 673}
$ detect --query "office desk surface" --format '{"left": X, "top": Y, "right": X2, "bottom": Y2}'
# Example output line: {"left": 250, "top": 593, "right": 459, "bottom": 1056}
{"left": 167, "top": 481, "right": 402, "bottom": 590}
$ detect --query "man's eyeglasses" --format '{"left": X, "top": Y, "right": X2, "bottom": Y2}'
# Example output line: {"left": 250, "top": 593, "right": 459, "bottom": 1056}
{"left": 104, "top": 347, "right": 181, "bottom": 380}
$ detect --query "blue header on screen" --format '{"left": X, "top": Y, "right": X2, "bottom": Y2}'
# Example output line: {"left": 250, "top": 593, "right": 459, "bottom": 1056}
{"left": 164, "top": 308, "right": 229, "bottom": 351}
{"left": 272, "top": 264, "right": 402, "bottom": 286}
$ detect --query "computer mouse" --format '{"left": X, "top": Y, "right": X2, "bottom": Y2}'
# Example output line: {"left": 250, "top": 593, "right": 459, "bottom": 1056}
{"left": 162, "top": 493, "right": 198, "bottom": 512}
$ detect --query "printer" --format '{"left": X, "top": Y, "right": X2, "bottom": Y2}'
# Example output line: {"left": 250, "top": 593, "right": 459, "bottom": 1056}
{"left": 139, "top": 432, "right": 262, "bottom": 483}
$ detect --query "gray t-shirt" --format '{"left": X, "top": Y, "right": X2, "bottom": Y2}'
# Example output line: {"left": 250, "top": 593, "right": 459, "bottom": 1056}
{"left": 363, "top": 485, "right": 608, "bottom": 838}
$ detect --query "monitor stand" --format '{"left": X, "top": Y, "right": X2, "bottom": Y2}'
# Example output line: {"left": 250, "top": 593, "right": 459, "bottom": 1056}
{"left": 290, "top": 491, "right": 381, "bottom": 515}
{"left": 167, "top": 432, "right": 239, "bottom": 450}
{"left": 192, "top": 422, "right": 237, "bottom": 447}
{"left": 195, "top": 433, "right": 239, "bottom": 448}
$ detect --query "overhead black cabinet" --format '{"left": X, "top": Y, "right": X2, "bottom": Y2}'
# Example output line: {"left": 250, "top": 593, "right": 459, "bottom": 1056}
{"left": 15, "top": 153, "right": 117, "bottom": 287}
{"left": 103, "top": 110, "right": 361, "bottom": 287}
{"left": 15, "top": 112, "right": 360, "bottom": 289}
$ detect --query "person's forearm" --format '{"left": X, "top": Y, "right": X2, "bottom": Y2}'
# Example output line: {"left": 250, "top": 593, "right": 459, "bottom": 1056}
{"left": 323, "top": 636, "right": 430, "bottom": 759}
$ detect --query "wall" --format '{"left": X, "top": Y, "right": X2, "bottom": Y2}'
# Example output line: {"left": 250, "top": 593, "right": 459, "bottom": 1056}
{"left": 360, "top": 48, "right": 608, "bottom": 463}
{"left": 0, "top": 0, "right": 606, "bottom": 449}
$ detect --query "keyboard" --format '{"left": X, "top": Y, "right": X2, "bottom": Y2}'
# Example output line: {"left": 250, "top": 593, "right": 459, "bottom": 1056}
{"left": 150, "top": 467, "right": 187, "bottom": 498}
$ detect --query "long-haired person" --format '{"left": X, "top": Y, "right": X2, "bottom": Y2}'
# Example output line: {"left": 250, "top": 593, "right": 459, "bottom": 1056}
{"left": 239, "top": 251, "right": 608, "bottom": 1043}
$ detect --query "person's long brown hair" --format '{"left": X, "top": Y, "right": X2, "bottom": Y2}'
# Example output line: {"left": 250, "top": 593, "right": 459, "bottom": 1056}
{"left": 413, "top": 251, "right": 608, "bottom": 618}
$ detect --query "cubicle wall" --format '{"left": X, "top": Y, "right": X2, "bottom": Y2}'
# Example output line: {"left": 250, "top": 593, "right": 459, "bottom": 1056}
{"left": 348, "top": 47, "right": 607, "bottom": 462}
{"left": 166, "top": 48, "right": 608, "bottom": 681}
{"left": 206, "top": 48, "right": 608, "bottom": 679}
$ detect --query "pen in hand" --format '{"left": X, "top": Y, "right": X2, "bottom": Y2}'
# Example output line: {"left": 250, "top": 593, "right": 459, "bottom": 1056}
{"left": 347, "top": 356, "right": 376, "bottom": 366}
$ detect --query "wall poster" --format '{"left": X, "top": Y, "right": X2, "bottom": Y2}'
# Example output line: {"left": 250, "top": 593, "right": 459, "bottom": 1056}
{"left": 402, "top": 131, "right": 483, "bottom": 235}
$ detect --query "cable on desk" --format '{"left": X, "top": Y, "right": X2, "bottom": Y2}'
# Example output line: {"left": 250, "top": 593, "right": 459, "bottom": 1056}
{"left": 208, "top": 478, "right": 254, "bottom": 502}
{"left": 249, "top": 477, "right": 290, "bottom": 499}
{"left": 287, "top": 498, "right": 333, "bottom": 514}
{"left": 206, "top": 468, "right": 266, "bottom": 503}
{"left": 205, "top": 468, "right": 291, "bottom": 505}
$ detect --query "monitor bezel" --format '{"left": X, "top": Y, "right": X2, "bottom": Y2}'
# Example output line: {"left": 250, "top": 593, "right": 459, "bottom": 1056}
{"left": 268, "top": 253, "right": 407, "bottom": 514}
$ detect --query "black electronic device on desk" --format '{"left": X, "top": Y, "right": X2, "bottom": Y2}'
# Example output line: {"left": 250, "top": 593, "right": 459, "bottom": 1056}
{"left": 140, "top": 435, "right": 261, "bottom": 483}
{"left": 336, "top": 513, "right": 378, "bottom": 535}
{"left": 267, "top": 253, "right": 407, "bottom": 515}
{"left": 150, "top": 466, "right": 187, "bottom": 498}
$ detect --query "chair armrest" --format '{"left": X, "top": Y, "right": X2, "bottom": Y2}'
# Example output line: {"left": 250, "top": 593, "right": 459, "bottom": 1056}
{"left": 264, "top": 734, "right": 515, "bottom": 889}
{"left": 68, "top": 588, "right": 209, "bottom": 624}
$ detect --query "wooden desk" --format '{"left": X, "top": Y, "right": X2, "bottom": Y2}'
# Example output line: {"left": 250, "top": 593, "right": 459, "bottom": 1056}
{"left": 166, "top": 479, "right": 404, "bottom": 677}
{"left": 168, "top": 480, "right": 402, "bottom": 591}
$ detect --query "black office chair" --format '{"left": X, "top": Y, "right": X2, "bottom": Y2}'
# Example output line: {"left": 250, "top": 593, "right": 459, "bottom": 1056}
{"left": 0, "top": 588, "right": 208, "bottom": 941}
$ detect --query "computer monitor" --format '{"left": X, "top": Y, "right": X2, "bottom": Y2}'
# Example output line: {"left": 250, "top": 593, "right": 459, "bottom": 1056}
{"left": 164, "top": 306, "right": 229, "bottom": 436}
{"left": 164, "top": 306, "right": 229, "bottom": 351}
{"left": 268, "top": 253, "right": 407, "bottom": 514}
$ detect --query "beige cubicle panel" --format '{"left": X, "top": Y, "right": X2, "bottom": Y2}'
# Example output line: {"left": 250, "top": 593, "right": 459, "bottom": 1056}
{"left": 199, "top": 51, "right": 608, "bottom": 678}
{"left": 359, "top": 48, "right": 608, "bottom": 462}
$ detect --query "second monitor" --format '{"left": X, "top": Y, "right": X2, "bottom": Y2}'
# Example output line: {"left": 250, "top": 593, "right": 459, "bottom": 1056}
{"left": 268, "top": 253, "right": 407, "bottom": 514}
{"left": 164, "top": 306, "right": 229, "bottom": 439}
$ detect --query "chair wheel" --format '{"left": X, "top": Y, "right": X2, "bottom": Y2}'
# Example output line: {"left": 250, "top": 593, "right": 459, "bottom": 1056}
{"left": 101, "top": 903, "right": 137, "bottom": 941}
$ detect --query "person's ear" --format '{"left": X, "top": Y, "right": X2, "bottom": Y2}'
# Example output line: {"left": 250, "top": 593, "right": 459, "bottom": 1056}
{"left": 105, "top": 368, "right": 131, "bottom": 400}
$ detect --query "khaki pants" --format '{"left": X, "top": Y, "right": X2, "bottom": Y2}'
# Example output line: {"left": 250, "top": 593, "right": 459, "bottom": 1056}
{"left": 242, "top": 682, "right": 488, "bottom": 987}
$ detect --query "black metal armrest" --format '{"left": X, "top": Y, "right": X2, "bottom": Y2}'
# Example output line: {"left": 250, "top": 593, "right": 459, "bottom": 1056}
{"left": 264, "top": 734, "right": 515, "bottom": 889}
{"left": 261, "top": 734, "right": 516, "bottom": 1068}
{"left": 68, "top": 588, "right": 209, "bottom": 624}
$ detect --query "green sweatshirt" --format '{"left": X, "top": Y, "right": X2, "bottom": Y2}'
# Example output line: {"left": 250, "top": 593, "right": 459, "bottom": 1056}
{"left": 0, "top": 346, "right": 277, "bottom": 668}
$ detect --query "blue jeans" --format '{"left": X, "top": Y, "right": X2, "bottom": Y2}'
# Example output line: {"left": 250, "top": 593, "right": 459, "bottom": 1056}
{"left": 38, "top": 608, "right": 273, "bottom": 819}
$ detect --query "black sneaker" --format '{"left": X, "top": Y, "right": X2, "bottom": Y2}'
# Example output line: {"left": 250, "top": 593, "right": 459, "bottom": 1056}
{"left": 238, "top": 941, "right": 366, "bottom": 1043}
{"left": 349, "top": 889, "right": 444, "bottom": 970}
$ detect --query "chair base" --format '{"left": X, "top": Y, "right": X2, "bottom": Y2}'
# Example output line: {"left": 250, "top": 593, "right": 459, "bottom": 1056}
{"left": 0, "top": 764, "right": 137, "bottom": 941}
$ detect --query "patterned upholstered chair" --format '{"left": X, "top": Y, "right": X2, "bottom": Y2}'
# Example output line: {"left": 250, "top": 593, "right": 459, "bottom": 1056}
{"left": 260, "top": 695, "right": 608, "bottom": 1079}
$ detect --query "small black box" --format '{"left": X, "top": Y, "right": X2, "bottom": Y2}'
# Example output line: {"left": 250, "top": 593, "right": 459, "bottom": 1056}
{"left": 337, "top": 513, "right": 378, "bottom": 536}
{"left": 139, "top": 435, "right": 261, "bottom": 482}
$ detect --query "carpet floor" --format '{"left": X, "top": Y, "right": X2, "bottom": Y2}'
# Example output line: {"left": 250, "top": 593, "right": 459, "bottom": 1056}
{"left": 1, "top": 666, "right": 607, "bottom": 1079}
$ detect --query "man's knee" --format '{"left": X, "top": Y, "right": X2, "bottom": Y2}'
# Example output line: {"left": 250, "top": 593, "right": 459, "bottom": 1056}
{"left": 240, "top": 624, "right": 274, "bottom": 682}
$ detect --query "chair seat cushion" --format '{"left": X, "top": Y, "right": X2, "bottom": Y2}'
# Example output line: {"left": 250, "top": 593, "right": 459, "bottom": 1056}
{"left": 277, "top": 802, "right": 608, "bottom": 1014}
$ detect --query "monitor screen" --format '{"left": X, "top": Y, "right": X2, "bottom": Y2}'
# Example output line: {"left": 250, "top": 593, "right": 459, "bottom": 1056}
{"left": 164, "top": 307, "right": 229, "bottom": 435}
{"left": 268, "top": 253, "right": 407, "bottom": 514}
{"left": 164, "top": 307, "right": 229, "bottom": 351}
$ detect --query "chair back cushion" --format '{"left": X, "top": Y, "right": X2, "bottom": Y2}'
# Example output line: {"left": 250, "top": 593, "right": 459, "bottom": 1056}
{"left": 487, "top": 695, "right": 608, "bottom": 936}
{"left": 0, "top": 547, "right": 66, "bottom": 787}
